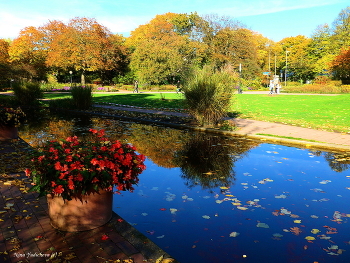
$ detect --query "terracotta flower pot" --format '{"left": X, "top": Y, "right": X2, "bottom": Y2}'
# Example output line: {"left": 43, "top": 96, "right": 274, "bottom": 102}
{"left": 47, "top": 190, "right": 113, "bottom": 232}
{"left": 0, "top": 126, "right": 18, "bottom": 140}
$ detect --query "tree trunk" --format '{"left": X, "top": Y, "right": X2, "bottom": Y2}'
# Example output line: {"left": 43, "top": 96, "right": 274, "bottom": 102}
{"left": 81, "top": 72, "right": 85, "bottom": 85}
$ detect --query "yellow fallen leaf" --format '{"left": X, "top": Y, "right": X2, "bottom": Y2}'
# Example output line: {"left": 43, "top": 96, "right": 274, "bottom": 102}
{"left": 311, "top": 229, "right": 320, "bottom": 234}
{"left": 294, "top": 220, "right": 302, "bottom": 223}
{"left": 220, "top": 187, "right": 229, "bottom": 190}
{"left": 237, "top": 206, "right": 248, "bottom": 210}
{"left": 305, "top": 236, "right": 316, "bottom": 240}
{"left": 232, "top": 202, "right": 242, "bottom": 206}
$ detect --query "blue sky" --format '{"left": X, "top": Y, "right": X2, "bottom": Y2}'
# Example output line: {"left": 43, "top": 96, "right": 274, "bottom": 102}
{"left": 0, "top": 0, "right": 348, "bottom": 41}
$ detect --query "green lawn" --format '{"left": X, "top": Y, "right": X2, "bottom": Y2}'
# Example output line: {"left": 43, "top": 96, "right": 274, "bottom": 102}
{"left": 39, "top": 92, "right": 350, "bottom": 133}
{"left": 44, "top": 92, "right": 185, "bottom": 109}
{"left": 232, "top": 94, "right": 350, "bottom": 133}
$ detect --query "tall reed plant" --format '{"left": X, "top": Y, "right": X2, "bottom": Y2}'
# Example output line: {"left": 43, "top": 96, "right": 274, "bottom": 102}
{"left": 182, "top": 66, "right": 237, "bottom": 127}
{"left": 70, "top": 85, "right": 93, "bottom": 110}
{"left": 12, "top": 81, "right": 43, "bottom": 107}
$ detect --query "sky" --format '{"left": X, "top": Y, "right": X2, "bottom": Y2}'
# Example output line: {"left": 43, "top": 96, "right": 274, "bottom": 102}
{"left": 0, "top": 0, "right": 349, "bottom": 41}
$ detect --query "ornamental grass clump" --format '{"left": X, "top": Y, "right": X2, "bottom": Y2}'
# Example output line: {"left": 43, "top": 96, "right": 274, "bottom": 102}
{"left": 12, "top": 81, "right": 43, "bottom": 107}
{"left": 70, "top": 85, "right": 93, "bottom": 110}
{"left": 183, "top": 66, "right": 237, "bottom": 127}
{"left": 25, "top": 129, "right": 146, "bottom": 201}
{"left": 0, "top": 105, "right": 26, "bottom": 127}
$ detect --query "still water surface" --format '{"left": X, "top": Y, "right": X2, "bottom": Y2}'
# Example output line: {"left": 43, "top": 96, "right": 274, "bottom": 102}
{"left": 20, "top": 112, "right": 350, "bottom": 263}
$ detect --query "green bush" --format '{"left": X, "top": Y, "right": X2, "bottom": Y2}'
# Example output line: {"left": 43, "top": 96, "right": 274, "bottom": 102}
{"left": 12, "top": 81, "right": 43, "bottom": 107}
{"left": 183, "top": 66, "right": 237, "bottom": 127}
{"left": 70, "top": 85, "right": 93, "bottom": 110}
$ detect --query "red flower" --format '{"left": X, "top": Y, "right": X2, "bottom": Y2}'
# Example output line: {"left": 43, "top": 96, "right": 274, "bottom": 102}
{"left": 66, "top": 155, "right": 73, "bottom": 162}
{"left": 75, "top": 173, "right": 83, "bottom": 181}
{"left": 53, "top": 185, "right": 64, "bottom": 194}
{"left": 70, "top": 161, "right": 83, "bottom": 170}
{"left": 27, "top": 129, "right": 146, "bottom": 202}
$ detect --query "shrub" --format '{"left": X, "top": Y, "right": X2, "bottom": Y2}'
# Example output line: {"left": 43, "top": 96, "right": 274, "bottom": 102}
{"left": 12, "top": 81, "right": 43, "bottom": 107}
{"left": 183, "top": 66, "right": 237, "bottom": 127}
{"left": 70, "top": 85, "right": 93, "bottom": 110}
{"left": 283, "top": 84, "right": 343, "bottom": 94}
{"left": 340, "top": 85, "right": 350, "bottom": 93}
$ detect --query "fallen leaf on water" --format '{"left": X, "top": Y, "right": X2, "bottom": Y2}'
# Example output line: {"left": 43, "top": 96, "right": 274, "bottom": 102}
{"left": 202, "top": 215, "right": 210, "bottom": 219}
{"left": 290, "top": 227, "right": 302, "bottom": 235}
{"left": 170, "top": 208, "right": 177, "bottom": 214}
{"left": 229, "top": 232, "right": 240, "bottom": 237}
{"left": 305, "top": 236, "right": 316, "bottom": 241}
{"left": 256, "top": 222, "right": 269, "bottom": 228}
{"left": 237, "top": 206, "right": 248, "bottom": 210}
{"left": 294, "top": 220, "right": 302, "bottom": 224}
{"left": 311, "top": 229, "right": 321, "bottom": 234}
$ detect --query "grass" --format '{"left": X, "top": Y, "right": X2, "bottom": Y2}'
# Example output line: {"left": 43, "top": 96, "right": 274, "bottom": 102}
{"left": 232, "top": 94, "right": 350, "bottom": 133}
{"left": 44, "top": 92, "right": 185, "bottom": 109}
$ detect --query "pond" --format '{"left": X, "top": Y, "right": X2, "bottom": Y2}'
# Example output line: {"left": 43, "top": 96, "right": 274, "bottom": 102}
{"left": 20, "top": 112, "right": 350, "bottom": 263}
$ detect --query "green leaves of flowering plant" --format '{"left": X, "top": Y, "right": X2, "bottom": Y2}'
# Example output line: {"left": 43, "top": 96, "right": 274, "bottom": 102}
{"left": 0, "top": 105, "right": 26, "bottom": 127}
{"left": 25, "top": 129, "right": 146, "bottom": 201}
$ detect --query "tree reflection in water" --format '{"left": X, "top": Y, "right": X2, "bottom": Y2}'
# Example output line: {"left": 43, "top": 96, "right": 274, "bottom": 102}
{"left": 175, "top": 133, "right": 259, "bottom": 190}
{"left": 311, "top": 150, "right": 350, "bottom": 172}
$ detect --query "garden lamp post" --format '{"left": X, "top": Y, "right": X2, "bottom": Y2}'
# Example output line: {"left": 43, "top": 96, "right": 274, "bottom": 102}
{"left": 69, "top": 71, "right": 73, "bottom": 87}
{"left": 285, "top": 50, "right": 290, "bottom": 87}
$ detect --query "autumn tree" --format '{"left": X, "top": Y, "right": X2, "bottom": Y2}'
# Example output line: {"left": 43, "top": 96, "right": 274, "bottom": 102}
{"left": 8, "top": 26, "right": 47, "bottom": 79}
{"left": 46, "top": 17, "right": 127, "bottom": 84}
{"left": 278, "top": 35, "right": 314, "bottom": 82}
{"left": 330, "top": 47, "right": 350, "bottom": 83}
{"left": 0, "top": 39, "right": 11, "bottom": 88}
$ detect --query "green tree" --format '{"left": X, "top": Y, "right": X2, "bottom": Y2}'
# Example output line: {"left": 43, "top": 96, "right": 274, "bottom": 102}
{"left": 308, "top": 24, "right": 335, "bottom": 76}
{"left": 127, "top": 12, "right": 206, "bottom": 84}
{"left": 210, "top": 28, "right": 260, "bottom": 78}
{"left": 331, "top": 6, "right": 350, "bottom": 51}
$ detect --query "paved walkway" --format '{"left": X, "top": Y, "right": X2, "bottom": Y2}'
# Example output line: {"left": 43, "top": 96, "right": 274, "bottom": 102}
{"left": 0, "top": 140, "right": 177, "bottom": 263}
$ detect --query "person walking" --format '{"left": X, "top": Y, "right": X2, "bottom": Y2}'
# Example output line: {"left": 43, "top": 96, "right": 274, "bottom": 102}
{"left": 269, "top": 79, "right": 274, "bottom": 94}
{"left": 133, "top": 80, "right": 139, "bottom": 93}
{"left": 176, "top": 80, "right": 182, "bottom": 94}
